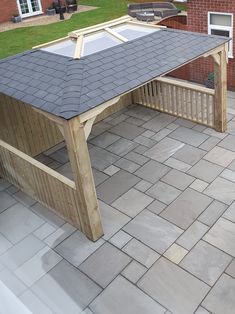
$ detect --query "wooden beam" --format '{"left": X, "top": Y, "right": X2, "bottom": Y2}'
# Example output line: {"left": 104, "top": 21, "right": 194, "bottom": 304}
{"left": 203, "top": 45, "right": 225, "bottom": 58}
{"left": 104, "top": 28, "right": 128, "bottom": 42}
{"left": 79, "top": 96, "right": 120, "bottom": 123}
{"left": 156, "top": 77, "right": 215, "bottom": 95}
{"left": 74, "top": 35, "right": 84, "bottom": 59}
{"left": 69, "top": 16, "right": 131, "bottom": 38}
{"left": 84, "top": 116, "right": 96, "bottom": 140}
{"left": 212, "top": 53, "right": 220, "bottom": 66}
{"left": 33, "top": 36, "right": 70, "bottom": 49}
{"left": 214, "top": 46, "right": 227, "bottom": 133}
{"left": 63, "top": 116, "right": 103, "bottom": 241}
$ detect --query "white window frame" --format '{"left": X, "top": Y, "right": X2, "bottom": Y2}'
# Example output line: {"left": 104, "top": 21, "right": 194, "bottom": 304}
{"left": 208, "top": 11, "right": 233, "bottom": 58}
{"left": 16, "top": 0, "right": 43, "bottom": 18}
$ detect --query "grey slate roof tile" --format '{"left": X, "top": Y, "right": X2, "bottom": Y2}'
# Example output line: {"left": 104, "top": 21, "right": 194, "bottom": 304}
{"left": 0, "top": 28, "right": 229, "bottom": 120}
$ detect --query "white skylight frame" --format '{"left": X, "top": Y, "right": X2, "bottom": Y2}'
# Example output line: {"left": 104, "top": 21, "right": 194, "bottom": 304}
{"left": 37, "top": 17, "right": 163, "bottom": 59}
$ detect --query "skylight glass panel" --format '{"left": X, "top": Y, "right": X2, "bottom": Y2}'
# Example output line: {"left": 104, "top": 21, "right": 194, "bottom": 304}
{"left": 42, "top": 39, "right": 76, "bottom": 57}
{"left": 82, "top": 31, "right": 122, "bottom": 56}
{"left": 40, "top": 23, "right": 160, "bottom": 58}
{"left": 112, "top": 24, "right": 158, "bottom": 41}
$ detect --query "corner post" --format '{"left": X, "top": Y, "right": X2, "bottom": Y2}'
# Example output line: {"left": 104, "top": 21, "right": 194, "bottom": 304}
{"left": 214, "top": 46, "right": 227, "bottom": 132}
{"left": 63, "top": 116, "right": 103, "bottom": 241}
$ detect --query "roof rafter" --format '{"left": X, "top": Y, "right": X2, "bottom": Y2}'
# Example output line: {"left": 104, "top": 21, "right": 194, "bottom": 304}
{"left": 69, "top": 15, "right": 132, "bottom": 38}
{"left": 74, "top": 35, "right": 84, "bottom": 59}
{"left": 104, "top": 27, "right": 128, "bottom": 42}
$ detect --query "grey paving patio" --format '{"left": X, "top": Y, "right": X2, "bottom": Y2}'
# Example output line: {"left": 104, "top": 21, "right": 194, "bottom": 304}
{"left": 1, "top": 92, "right": 235, "bottom": 314}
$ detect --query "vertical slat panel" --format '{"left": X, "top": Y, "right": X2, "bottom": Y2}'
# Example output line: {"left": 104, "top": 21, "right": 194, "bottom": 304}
{"left": 0, "top": 94, "right": 63, "bottom": 157}
{"left": 0, "top": 139, "right": 81, "bottom": 230}
{"left": 131, "top": 78, "right": 216, "bottom": 129}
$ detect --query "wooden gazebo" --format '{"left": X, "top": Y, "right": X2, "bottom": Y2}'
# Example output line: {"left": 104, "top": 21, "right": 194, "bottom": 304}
{"left": 0, "top": 17, "right": 229, "bottom": 241}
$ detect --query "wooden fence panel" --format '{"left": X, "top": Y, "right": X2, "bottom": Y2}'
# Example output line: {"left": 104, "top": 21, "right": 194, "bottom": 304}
{"left": 0, "top": 139, "right": 81, "bottom": 229}
{"left": 133, "top": 77, "right": 215, "bottom": 128}
{"left": 0, "top": 93, "right": 63, "bottom": 157}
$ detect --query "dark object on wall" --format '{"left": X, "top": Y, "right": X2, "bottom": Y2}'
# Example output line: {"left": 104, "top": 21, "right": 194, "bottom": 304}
{"left": 66, "top": 0, "right": 78, "bottom": 13}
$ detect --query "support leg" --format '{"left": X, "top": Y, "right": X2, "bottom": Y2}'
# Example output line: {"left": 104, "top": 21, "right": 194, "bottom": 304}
{"left": 63, "top": 117, "right": 103, "bottom": 241}
{"left": 214, "top": 47, "right": 227, "bottom": 132}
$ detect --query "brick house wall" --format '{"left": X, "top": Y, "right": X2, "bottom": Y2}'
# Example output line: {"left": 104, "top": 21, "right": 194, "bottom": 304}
{"left": 161, "top": 0, "right": 235, "bottom": 90}
{"left": 0, "top": 0, "right": 53, "bottom": 23}
{"left": 0, "top": 0, "right": 18, "bottom": 23}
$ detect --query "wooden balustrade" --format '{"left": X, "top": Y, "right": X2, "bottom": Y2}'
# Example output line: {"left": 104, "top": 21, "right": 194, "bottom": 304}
{"left": 133, "top": 77, "right": 215, "bottom": 128}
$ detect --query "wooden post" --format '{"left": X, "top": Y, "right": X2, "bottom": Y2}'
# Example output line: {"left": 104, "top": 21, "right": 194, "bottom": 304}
{"left": 213, "top": 46, "right": 227, "bottom": 132}
{"left": 63, "top": 116, "right": 103, "bottom": 241}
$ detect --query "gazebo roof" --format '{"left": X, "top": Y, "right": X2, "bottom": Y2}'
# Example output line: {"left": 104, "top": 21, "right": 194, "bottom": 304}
{"left": 0, "top": 26, "right": 229, "bottom": 120}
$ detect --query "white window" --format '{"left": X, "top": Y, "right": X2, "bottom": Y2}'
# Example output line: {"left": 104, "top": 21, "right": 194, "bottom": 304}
{"left": 208, "top": 12, "right": 233, "bottom": 58}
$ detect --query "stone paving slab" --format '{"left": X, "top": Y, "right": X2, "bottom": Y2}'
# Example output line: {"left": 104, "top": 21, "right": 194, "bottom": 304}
{"left": 90, "top": 276, "right": 166, "bottom": 314}
{"left": 142, "top": 113, "right": 176, "bottom": 132}
{"left": 161, "top": 169, "right": 195, "bottom": 190}
{"left": 176, "top": 221, "right": 209, "bottom": 250}
{"left": 172, "top": 144, "right": 206, "bottom": 165}
{"left": 112, "top": 188, "right": 153, "bottom": 218}
{"left": 122, "top": 260, "right": 147, "bottom": 283}
{"left": 123, "top": 210, "right": 183, "bottom": 253}
{"left": 169, "top": 127, "right": 209, "bottom": 147}
{"left": 0, "top": 203, "right": 44, "bottom": 244}
{"left": 31, "top": 260, "right": 101, "bottom": 314}
{"left": 97, "top": 170, "right": 140, "bottom": 204}
{"left": 109, "top": 122, "right": 145, "bottom": 140}
{"left": 138, "top": 257, "right": 210, "bottom": 314}
{"left": 198, "top": 200, "right": 227, "bottom": 226}
{"left": 144, "top": 137, "right": 184, "bottom": 162}
{"left": 79, "top": 243, "right": 131, "bottom": 288}
{"left": 146, "top": 181, "right": 181, "bottom": 205}
{"left": 204, "top": 177, "right": 235, "bottom": 205}
{"left": 55, "top": 231, "right": 104, "bottom": 267}
{"left": 161, "top": 188, "right": 212, "bottom": 229}
{"left": 218, "top": 134, "right": 235, "bottom": 152}
{"left": 225, "top": 259, "right": 235, "bottom": 278}
{"left": 99, "top": 201, "right": 130, "bottom": 240}
{"left": 1, "top": 102, "right": 235, "bottom": 313}
{"left": 19, "top": 290, "right": 53, "bottom": 314}
{"left": 202, "top": 274, "right": 235, "bottom": 314}
{"left": 203, "top": 146, "right": 235, "bottom": 167}
{"left": 187, "top": 159, "right": 224, "bottom": 183}
{"left": 203, "top": 217, "right": 235, "bottom": 256}
{"left": 123, "top": 238, "right": 160, "bottom": 268}
{"left": 180, "top": 240, "right": 232, "bottom": 285}
{"left": 134, "top": 160, "right": 170, "bottom": 183}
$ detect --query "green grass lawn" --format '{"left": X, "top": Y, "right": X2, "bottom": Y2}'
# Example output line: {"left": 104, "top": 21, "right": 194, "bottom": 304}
{"left": 0, "top": 0, "right": 186, "bottom": 60}
{"left": 0, "top": 0, "right": 129, "bottom": 59}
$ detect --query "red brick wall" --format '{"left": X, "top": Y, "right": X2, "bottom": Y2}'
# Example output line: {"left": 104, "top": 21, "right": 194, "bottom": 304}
{"left": 161, "top": 0, "right": 235, "bottom": 90}
{"left": 41, "top": 0, "right": 54, "bottom": 12}
{"left": 0, "top": 0, "right": 19, "bottom": 23}
{"left": 0, "top": 0, "right": 53, "bottom": 23}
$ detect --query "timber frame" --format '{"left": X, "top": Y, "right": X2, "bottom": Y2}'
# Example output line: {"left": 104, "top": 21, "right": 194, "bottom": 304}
{"left": 0, "top": 19, "right": 229, "bottom": 241}
{"left": 33, "top": 15, "right": 166, "bottom": 60}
